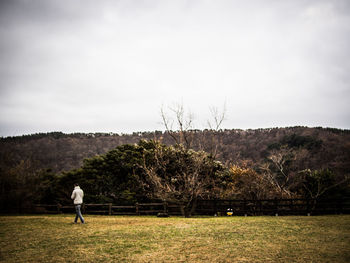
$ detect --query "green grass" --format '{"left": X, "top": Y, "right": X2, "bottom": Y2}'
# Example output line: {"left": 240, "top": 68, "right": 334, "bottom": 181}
{"left": 0, "top": 215, "right": 349, "bottom": 262}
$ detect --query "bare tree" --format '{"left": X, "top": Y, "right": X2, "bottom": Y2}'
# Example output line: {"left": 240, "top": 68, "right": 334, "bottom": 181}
{"left": 140, "top": 141, "right": 223, "bottom": 217}
{"left": 160, "top": 103, "right": 194, "bottom": 149}
{"left": 161, "top": 102, "right": 227, "bottom": 156}
{"left": 207, "top": 102, "right": 227, "bottom": 131}
{"left": 204, "top": 103, "right": 227, "bottom": 158}
{"left": 299, "top": 169, "right": 349, "bottom": 199}
{"left": 259, "top": 147, "right": 296, "bottom": 198}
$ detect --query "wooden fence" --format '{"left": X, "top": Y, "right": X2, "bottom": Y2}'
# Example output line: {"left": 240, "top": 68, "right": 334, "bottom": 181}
{"left": 33, "top": 198, "right": 350, "bottom": 216}
{"left": 195, "top": 198, "right": 350, "bottom": 216}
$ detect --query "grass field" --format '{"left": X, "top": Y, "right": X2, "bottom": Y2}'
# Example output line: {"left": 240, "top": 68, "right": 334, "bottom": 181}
{"left": 0, "top": 215, "right": 349, "bottom": 263}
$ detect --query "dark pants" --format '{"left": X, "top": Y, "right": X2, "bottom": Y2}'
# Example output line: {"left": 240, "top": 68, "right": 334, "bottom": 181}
{"left": 74, "top": 204, "right": 85, "bottom": 223}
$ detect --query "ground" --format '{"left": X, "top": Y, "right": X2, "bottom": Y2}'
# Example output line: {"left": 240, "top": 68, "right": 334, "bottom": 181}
{"left": 0, "top": 215, "right": 349, "bottom": 262}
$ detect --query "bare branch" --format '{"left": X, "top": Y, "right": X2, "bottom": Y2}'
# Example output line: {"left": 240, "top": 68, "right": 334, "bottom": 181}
{"left": 161, "top": 102, "right": 194, "bottom": 149}
{"left": 205, "top": 102, "right": 227, "bottom": 157}
{"left": 160, "top": 105, "right": 180, "bottom": 145}
{"left": 208, "top": 102, "right": 227, "bottom": 131}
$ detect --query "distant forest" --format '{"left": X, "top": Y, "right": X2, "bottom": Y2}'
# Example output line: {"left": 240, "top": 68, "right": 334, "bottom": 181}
{"left": 1, "top": 126, "right": 349, "bottom": 174}
{"left": 1, "top": 126, "right": 350, "bottom": 213}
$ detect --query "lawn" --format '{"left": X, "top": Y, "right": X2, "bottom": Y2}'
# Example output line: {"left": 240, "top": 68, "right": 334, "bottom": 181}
{"left": 0, "top": 215, "right": 349, "bottom": 262}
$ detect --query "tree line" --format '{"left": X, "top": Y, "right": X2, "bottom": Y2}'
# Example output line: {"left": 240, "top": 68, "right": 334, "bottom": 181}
{"left": 1, "top": 127, "right": 350, "bottom": 174}
{"left": 1, "top": 130, "right": 349, "bottom": 216}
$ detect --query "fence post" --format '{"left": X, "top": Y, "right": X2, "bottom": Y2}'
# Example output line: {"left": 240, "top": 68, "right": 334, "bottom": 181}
{"left": 306, "top": 199, "right": 310, "bottom": 215}
{"left": 136, "top": 202, "right": 139, "bottom": 215}
{"left": 243, "top": 199, "right": 247, "bottom": 216}
{"left": 322, "top": 199, "right": 326, "bottom": 214}
{"left": 259, "top": 200, "right": 262, "bottom": 215}
{"left": 338, "top": 199, "right": 343, "bottom": 214}
{"left": 274, "top": 198, "right": 279, "bottom": 216}
{"left": 163, "top": 201, "right": 168, "bottom": 213}
{"left": 108, "top": 203, "right": 112, "bottom": 215}
{"left": 57, "top": 203, "right": 62, "bottom": 214}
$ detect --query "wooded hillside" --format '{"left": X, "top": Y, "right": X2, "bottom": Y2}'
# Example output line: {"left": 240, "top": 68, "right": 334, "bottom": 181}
{"left": 1, "top": 126, "right": 350, "bottom": 213}
{"left": 1, "top": 127, "right": 349, "bottom": 175}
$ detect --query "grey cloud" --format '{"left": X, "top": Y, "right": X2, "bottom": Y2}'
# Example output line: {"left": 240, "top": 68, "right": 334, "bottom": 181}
{"left": 0, "top": 0, "right": 349, "bottom": 136}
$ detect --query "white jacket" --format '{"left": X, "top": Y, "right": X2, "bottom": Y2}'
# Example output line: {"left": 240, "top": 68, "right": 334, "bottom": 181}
{"left": 71, "top": 186, "right": 84, "bottom": 205}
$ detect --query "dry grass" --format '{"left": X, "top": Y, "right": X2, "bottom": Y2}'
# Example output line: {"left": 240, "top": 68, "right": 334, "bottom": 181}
{"left": 0, "top": 215, "right": 349, "bottom": 262}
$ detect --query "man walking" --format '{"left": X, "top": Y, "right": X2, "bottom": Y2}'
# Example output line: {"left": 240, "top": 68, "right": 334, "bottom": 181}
{"left": 71, "top": 183, "right": 85, "bottom": 224}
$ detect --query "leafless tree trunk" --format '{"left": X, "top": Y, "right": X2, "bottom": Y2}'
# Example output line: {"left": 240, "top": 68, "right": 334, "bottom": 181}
{"left": 207, "top": 103, "right": 227, "bottom": 131}
{"left": 140, "top": 141, "right": 218, "bottom": 217}
{"left": 160, "top": 103, "right": 194, "bottom": 149}
{"left": 160, "top": 102, "right": 227, "bottom": 157}
{"left": 259, "top": 147, "right": 296, "bottom": 198}
{"left": 205, "top": 103, "right": 227, "bottom": 158}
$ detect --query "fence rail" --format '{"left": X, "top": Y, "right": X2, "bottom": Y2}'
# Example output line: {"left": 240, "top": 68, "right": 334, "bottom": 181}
{"left": 33, "top": 198, "right": 350, "bottom": 216}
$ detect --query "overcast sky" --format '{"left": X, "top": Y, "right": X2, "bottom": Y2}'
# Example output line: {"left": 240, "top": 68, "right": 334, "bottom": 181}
{"left": 0, "top": 0, "right": 349, "bottom": 137}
